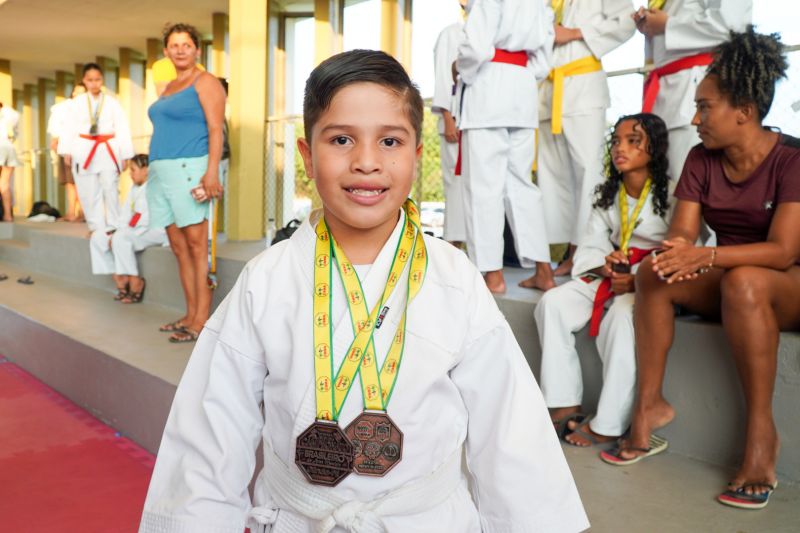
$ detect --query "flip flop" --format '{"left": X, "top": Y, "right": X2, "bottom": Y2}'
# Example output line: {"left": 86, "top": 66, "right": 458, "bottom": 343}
{"left": 562, "top": 415, "right": 618, "bottom": 447}
{"left": 552, "top": 412, "right": 587, "bottom": 440}
{"left": 0, "top": 273, "right": 8, "bottom": 281}
{"left": 599, "top": 433, "right": 668, "bottom": 466}
{"left": 159, "top": 320, "right": 186, "bottom": 333}
{"left": 16, "top": 276, "right": 34, "bottom": 285}
{"left": 718, "top": 481, "right": 778, "bottom": 510}
{"left": 169, "top": 328, "right": 199, "bottom": 343}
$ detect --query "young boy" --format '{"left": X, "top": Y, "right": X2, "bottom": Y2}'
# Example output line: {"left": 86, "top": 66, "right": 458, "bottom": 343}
{"left": 139, "top": 50, "right": 588, "bottom": 533}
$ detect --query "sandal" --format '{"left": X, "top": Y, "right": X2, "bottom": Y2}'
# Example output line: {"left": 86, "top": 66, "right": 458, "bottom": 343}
{"left": 169, "top": 328, "right": 199, "bottom": 343}
{"left": 0, "top": 273, "right": 8, "bottom": 281}
{"left": 114, "top": 285, "right": 130, "bottom": 301}
{"left": 121, "top": 279, "right": 146, "bottom": 304}
{"left": 17, "top": 276, "right": 34, "bottom": 285}
{"left": 553, "top": 412, "right": 587, "bottom": 440}
{"left": 718, "top": 481, "right": 778, "bottom": 510}
{"left": 599, "top": 434, "right": 669, "bottom": 466}
{"left": 160, "top": 320, "right": 187, "bottom": 333}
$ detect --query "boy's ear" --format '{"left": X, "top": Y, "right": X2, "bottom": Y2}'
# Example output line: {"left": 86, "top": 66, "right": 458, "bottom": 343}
{"left": 297, "top": 137, "right": 314, "bottom": 180}
{"left": 415, "top": 141, "right": 423, "bottom": 160}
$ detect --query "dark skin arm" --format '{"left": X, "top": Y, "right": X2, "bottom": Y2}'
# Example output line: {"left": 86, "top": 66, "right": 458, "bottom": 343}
{"left": 653, "top": 199, "right": 800, "bottom": 283}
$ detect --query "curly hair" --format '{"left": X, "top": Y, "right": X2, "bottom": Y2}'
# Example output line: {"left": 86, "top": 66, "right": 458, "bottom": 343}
{"left": 593, "top": 113, "right": 670, "bottom": 218}
{"left": 707, "top": 25, "right": 787, "bottom": 120}
{"left": 162, "top": 23, "right": 201, "bottom": 49}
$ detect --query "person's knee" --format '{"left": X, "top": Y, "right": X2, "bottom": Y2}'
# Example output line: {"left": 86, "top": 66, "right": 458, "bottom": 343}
{"left": 721, "top": 266, "right": 770, "bottom": 309}
{"left": 634, "top": 256, "right": 662, "bottom": 294}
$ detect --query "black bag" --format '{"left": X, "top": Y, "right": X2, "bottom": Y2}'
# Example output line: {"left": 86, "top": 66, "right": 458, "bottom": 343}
{"left": 272, "top": 219, "right": 302, "bottom": 245}
{"left": 28, "top": 200, "right": 61, "bottom": 219}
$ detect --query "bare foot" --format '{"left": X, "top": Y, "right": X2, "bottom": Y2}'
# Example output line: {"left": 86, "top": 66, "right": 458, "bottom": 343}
{"left": 518, "top": 268, "right": 557, "bottom": 291}
{"left": 727, "top": 419, "right": 780, "bottom": 495}
{"left": 484, "top": 270, "right": 506, "bottom": 293}
{"left": 553, "top": 257, "right": 574, "bottom": 277}
{"left": 618, "top": 398, "right": 675, "bottom": 460}
{"left": 564, "top": 418, "right": 619, "bottom": 447}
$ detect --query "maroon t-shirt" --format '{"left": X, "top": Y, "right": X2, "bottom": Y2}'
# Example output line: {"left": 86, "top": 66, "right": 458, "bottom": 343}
{"left": 674, "top": 134, "right": 800, "bottom": 246}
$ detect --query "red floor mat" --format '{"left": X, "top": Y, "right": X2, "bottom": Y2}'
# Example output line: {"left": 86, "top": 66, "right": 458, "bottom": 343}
{"left": 0, "top": 358, "right": 154, "bottom": 533}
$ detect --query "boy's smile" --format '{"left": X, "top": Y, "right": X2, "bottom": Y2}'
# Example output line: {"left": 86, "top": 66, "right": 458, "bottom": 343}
{"left": 298, "top": 82, "right": 422, "bottom": 263}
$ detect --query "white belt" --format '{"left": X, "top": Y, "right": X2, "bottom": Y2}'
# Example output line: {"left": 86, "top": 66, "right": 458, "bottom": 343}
{"left": 247, "top": 439, "right": 463, "bottom": 533}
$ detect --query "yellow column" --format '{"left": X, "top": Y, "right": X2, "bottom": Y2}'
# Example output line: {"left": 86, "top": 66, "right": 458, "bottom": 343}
{"left": 96, "top": 56, "right": 119, "bottom": 94}
{"left": 17, "top": 84, "right": 35, "bottom": 216}
{"left": 37, "top": 78, "right": 55, "bottom": 204}
{"left": 54, "top": 71, "right": 72, "bottom": 213}
{"left": 144, "top": 38, "right": 161, "bottom": 138}
{"left": 315, "top": 0, "right": 344, "bottom": 65}
{"left": 0, "top": 59, "right": 11, "bottom": 107}
{"left": 212, "top": 13, "right": 229, "bottom": 77}
{"left": 380, "top": 0, "right": 411, "bottom": 69}
{"left": 74, "top": 63, "right": 84, "bottom": 85}
{"left": 228, "top": 0, "right": 268, "bottom": 240}
{"left": 402, "top": 0, "right": 413, "bottom": 71}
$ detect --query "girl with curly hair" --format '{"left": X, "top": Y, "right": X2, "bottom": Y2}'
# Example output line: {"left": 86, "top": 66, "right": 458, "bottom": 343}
{"left": 602, "top": 27, "right": 796, "bottom": 510}
{"left": 534, "top": 113, "right": 671, "bottom": 448}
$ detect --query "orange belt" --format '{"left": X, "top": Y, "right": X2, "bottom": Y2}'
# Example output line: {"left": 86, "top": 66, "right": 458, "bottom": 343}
{"left": 642, "top": 53, "right": 714, "bottom": 113}
{"left": 588, "top": 247, "right": 654, "bottom": 337}
{"left": 491, "top": 48, "right": 528, "bottom": 67}
{"left": 79, "top": 133, "right": 120, "bottom": 173}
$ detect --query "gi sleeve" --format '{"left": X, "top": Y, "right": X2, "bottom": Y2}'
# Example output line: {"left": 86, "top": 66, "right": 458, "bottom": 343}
{"left": 139, "top": 266, "right": 267, "bottom": 533}
{"left": 112, "top": 99, "right": 135, "bottom": 161}
{"left": 456, "top": 0, "right": 501, "bottom": 85}
{"left": 578, "top": 0, "right": 637, "bottom": 58}
{"left": 432, "top": 26, "right": 459, "bottom": 115}
{"left": 450, "top": 269, "right": 589, "bottom": 533}
{"left": 572, "top": 205, "right": 615, "bottom": 277}
{"left": 664, "top": 0, "right": 751, "bottom": 53}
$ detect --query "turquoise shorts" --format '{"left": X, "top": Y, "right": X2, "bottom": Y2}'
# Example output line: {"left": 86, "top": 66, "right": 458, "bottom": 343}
{"left": 148, "top": 155, "right": 210, "bottom": 229}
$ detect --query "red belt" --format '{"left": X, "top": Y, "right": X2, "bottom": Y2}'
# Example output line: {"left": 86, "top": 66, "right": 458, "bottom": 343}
{"left": 491, "top": 49, "right": 528, "bottom": 67}
{"left": 588, "top": 247, "right": 654, "bottom": 337}
{"left": 642, "top": 53, "right": 713, "bottom": 113}
{"left": 79, "top": 133, "right": 120, "bottom": 173}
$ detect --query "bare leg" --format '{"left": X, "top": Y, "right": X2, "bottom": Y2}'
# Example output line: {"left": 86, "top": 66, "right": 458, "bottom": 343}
{"left": 518, "top": 261, "right": 557, "bottom": 291}
{"left": 182, "top": 220, "right": 211, "bottom": 334}
{"left": 484, "top": 269, "right": 506, "bottom": 293}
{"left": 621, "top": 257, "right": 722, "bottom": 460}
{"left": 64, "top": 183, "right": 80, "bottom": 221}
{"left": 165, "top": 224, "right": 194, "bottom": 327}
{"left": 553, "top": 244, "right": 577, "bottom": 277}
{"left": 0, "top": 167, "right": 13, "bottom": 221}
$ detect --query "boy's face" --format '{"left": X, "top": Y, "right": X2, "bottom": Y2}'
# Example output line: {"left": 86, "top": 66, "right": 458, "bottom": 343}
{"left": 298, "top": 82, "right": 422, "bottom": 243}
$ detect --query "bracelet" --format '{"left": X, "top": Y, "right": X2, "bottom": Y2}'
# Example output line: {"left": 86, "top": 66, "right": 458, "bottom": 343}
{"left": 698, "top": 247, "right": 717, "bottom": 274}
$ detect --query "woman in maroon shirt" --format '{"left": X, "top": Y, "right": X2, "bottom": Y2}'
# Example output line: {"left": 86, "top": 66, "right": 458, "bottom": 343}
{"left": 601, "top": 27, "right": 798, "bottom": 509}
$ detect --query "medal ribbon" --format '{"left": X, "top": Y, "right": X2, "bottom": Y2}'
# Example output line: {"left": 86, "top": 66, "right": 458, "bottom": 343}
{"left": 648, "top": 0, "right": 666, "bottom": 10}
{"left": 618, "top": 178, "right": 652, "bottom": 255}
{"left": 86, "top": 93, "right": 105, "bottom": 133}
{"left": 551, "top": 0, "right": 565, "bottom": 25}
{"left": 313, "top": 200, "right": 427, "bottom": 421}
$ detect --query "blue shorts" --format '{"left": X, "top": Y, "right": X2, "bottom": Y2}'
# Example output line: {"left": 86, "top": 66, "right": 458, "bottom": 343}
{"left": 147, "top": 155, "right": 210, "bottom": 229}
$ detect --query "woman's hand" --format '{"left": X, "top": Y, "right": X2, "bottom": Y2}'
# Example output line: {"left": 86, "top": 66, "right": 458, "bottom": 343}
{"left": 201, "top": 171, "right": 223, "bottom": 199}
{"left": 652, "top": 240, "right": 713, "bottom": 283}
{"left": 603, "top": 250, "right": 629, "bottom": 277}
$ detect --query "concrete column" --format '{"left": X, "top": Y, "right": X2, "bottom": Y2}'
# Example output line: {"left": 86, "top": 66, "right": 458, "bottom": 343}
{"left": 314, "top": 0, "right": 344, "bottom": 65}
{"left": 380, "top": 0, "right": 411, "bottom": 69}
{"left": 74, "top": 63, "right": 84, "bottom": 85}
{"left": 144, "top": 38, "right": 161, "bottom": 137}
{"left": 37, "top": 78, "right": 55, "bottom": 205}
{"left": 212, "top": 13, "right": 229, "bottom": 77}
{"left": 95, "top": 56, "right": 119, "bottom": 94}
{"left": 0, "top": 59, "right": 11, "bottom": 108}
{"left": 228, "top": 0, "right": 268, "bottom": 240}
{"left": 119, "top": 48, "right": 146, "bottom": 198}
{"left": 54, "top": 72, "right": 73, "bottom": 213}
{"left": 18, "top": 84, "right": 35, "bottom": 216}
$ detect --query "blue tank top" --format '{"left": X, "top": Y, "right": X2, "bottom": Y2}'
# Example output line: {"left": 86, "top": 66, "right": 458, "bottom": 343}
{"left": 148, "top": 84, "right": 208, "bottom": 161}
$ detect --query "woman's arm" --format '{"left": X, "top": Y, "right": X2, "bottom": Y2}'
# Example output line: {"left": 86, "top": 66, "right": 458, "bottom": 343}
{"left": 196, "top": 72, "right": 226, "bottom": 198}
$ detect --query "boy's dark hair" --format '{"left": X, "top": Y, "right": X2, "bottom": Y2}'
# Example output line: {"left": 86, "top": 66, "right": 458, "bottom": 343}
{"left": 303, "top": 50, "right": 423, "bottom": 142}
{"left": 707, "top": 25, "right": 787, "bottom": 120}
{"left": 82, "top": 63, "right": 103, "bottom": 78}
{"left": 163, "top": 22, "right": 201, "bottom": 49}
{"left": 131, "top": 153, "right": 149, "bottom": 168}
{"left": 594, "top": 113, "right": 670, "bottom": 218}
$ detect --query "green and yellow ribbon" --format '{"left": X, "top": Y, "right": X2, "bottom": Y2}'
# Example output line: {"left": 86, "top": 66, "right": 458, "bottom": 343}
{"left": 618, "top": 178, "right": 652, "bottom": 254}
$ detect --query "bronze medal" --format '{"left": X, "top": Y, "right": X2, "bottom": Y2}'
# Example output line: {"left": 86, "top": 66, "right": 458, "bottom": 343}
{"left": 345, "top": 411, "right": 403, "bottom": 476}
{"left": 89, "top": 124, "right": 98, "bottom": 135}
{"left": 295, "top": 421, "right": 354, "bottom": 486}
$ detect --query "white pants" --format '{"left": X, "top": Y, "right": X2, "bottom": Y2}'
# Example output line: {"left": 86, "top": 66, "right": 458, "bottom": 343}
{"left": 439, "top": 134, "right": 466, "bottom": 242}
{"left": 461, "top": 127, "right": 549, "bottom": 271}
{"left": 89, "top": 226, "right": 166, "bottom": 276}
{"left": 537, "top": 110, "right": 607, "bottom": 245}
{"left": 74, "top": 168, "right": 120, "bottom": 232}
{"left": 534, "top": 278, "right": 636, "bottom": 436}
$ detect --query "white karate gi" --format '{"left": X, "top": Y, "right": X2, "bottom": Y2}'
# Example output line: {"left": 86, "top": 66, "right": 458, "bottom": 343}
{"left": 538, "top": 0, "right": 635, "bottom": 245}
{"left": 647, "top": 0, "right": 750, "bottom": 178}
{"left": 433, "top": 21, "right": 466, "bottom": 242}
{"left": 534, "top": 193, "right": 668, "bottom": 436}
{"left": 139, "top": 209, "right": 589, "bottom": 533}
{"left": 90, "top": 182, "right": 166, "bottom": 276}
{"left": 58, "top": 91, "right": 133, "bottom": 232}
{"left": 456, "top": 0, "right": 554, "bottom": 271}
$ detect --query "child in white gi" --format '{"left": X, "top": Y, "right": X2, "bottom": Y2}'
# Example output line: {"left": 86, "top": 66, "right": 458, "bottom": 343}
{"left": 89, "top": 154, "right": 166, "bottom": 302}
{"left": 535, "top": 113, "right": 670, "bottom": 447}
{"left": 139, "top": 50, "right": 588, "bottom": 533}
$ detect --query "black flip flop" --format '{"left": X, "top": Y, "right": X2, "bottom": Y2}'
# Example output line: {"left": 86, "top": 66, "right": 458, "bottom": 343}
{"left": 17, "top": 276, "right": 34, "bottom": 285}
{"left": 0, "top": 273, "right": 8, "bottom": 281}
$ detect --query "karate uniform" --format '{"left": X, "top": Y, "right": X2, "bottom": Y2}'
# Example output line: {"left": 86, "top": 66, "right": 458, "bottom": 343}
{"left": 59, "top": 91, "right": 133, "bottom": 232}
{"left": 432, "top": 21, "right": 466, "bottom": 242}
{"left": 139, "top": 209, "right": 589, "bottom": 533}
{"left": 90, "top": 182, "right": 166, "bottom": 276}
{"left": 534, "top": 193, "right": 668, "bottom": 435}
{"left": 456, "top": 0, "right": 554, "bottom": 271}
{"left": 538, "top": 0, "right": 635, "bottom": 245}
{"left": 646, "top": 0, "right": 750, "bottom": 178}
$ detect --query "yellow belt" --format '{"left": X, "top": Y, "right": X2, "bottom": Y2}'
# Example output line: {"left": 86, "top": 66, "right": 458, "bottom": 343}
{"left": 548, "top": 55, "right": 603, "bottom": 135}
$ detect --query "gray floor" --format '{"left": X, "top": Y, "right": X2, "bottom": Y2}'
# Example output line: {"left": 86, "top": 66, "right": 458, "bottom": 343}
{"left": 1, "top": 258, "right": 798, "bottom": 531}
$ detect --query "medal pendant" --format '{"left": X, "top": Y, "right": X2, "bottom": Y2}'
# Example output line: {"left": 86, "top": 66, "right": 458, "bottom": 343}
{"left": 345, "top": 411, "right": 403, "bottom": 477}
{"left": 295, "top": 421, "right": 354, "bottom": 486}
{"left": 89, "top": 124, "right": 98, "bottom": 136}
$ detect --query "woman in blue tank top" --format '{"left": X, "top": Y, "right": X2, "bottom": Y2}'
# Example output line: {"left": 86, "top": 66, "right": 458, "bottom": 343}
{"left": 147, "top": 23, "right": 226, "bottom": 343}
